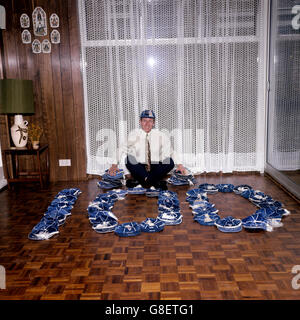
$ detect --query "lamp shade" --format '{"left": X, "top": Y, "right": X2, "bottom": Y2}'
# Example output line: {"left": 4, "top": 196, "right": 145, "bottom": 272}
{"left": 0, "top": 79, "right": 34, "bottom": 114}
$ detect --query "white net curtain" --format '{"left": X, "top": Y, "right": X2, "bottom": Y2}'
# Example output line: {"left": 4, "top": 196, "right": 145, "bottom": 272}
{"left": 78, "top": 0, "right": 267, "bottom": 175}
{"left": 267, "top": 0, "right": 300, "bottom": 171}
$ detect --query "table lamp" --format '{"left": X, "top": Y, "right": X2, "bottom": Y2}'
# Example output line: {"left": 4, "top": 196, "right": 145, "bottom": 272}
{"left": 0, "top": 79, "right": 35, "bottom": 148}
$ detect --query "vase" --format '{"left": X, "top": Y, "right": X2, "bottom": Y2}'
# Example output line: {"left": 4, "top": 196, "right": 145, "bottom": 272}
{"left": 11, "top": 115, "right": 28, "bottom": 148}
{"left": 32, "top": 141, "right": 39, "bottom": 150}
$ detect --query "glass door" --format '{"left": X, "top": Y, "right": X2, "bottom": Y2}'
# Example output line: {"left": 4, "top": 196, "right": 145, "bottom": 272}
{"left": 266, "top": 0, "right": 300, "bottom": 199}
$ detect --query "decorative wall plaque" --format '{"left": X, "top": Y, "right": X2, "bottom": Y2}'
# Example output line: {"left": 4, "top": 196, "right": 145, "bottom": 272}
{"left": 20, "top": 13, "right": 30, "bottom": 28}
{"left": 21, "top": 29, "right": 31, "bottom": 43}
{"left": 32, "top": 39, "right": 41, "bottom": 53}
{"left": 42, "top": 39, "right": 51, "bottom": 53}
{"left": 32, "top": 7, "right": 47, "bottom": 36}
{"left": 50, "top": 13, "right": 59, "bottom": 28}
{"left": 50, "top": 29, "right": 60, "bottom": 43}
{"left": 20, "top": 7, "right": 60, "bottom": 53}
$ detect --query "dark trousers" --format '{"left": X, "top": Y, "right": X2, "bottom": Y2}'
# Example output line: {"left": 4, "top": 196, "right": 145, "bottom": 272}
{"left": 125, "top": 155, "right": 175, "bottom": 187}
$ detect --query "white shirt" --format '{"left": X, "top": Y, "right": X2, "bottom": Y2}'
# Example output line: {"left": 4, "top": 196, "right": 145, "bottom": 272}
{"left": 113, "top": 128, "right": 179, "bottom": 165}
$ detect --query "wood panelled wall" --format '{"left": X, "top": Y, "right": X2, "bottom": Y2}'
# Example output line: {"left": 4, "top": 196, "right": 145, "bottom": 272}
{"left": 0, "top": 0, "right": 86, "bottom": 182}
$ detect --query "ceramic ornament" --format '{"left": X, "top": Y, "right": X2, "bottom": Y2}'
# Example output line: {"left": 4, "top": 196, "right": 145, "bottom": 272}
{"left": 20, "top": 13, "right": 30, "bottom": 28}
{"left": 42, "top": 39, "right": 51, "bottom": 53}
{"left": 21, "top": 30, "right": 31, "bottom": 44}
{"left": 50, "top": 13, "right": 59, "bottom": 28}
{"left": 11, "top": 116, "right": 29, "bottom": 148}
{"left": 32, "top": 39, "right": 41, "bottom": 54}
{"left": 32, "top": 7, "right": 47, "bottom": 36}
{"left": 50, "top": 29, "right": 60, "bottom": 44}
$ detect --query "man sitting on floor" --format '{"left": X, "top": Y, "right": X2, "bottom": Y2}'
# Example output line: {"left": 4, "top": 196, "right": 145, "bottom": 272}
{"left": 108, "top": 110, "right": 187, "bottom": 190}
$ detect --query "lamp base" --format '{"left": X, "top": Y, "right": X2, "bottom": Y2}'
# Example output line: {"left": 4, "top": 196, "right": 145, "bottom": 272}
{"left": 10, "top": 115, "right": 29, "bottom": 148}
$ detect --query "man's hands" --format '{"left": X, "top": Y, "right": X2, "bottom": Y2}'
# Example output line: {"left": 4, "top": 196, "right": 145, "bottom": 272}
{"left": 176, "top": 164, "right": 188, "bottom": 175}
{"left": 108, "top": 164, "right": 119, "bottom": 176}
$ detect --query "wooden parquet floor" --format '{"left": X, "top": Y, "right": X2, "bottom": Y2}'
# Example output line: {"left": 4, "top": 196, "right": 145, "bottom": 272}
{"left": 0, "top": 174, "right": 299, "bottom": 300}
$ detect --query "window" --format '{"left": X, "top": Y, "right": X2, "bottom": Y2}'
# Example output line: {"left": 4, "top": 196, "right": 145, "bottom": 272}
{"left": 78, "top": 0, "right": 267, "bottom": 174}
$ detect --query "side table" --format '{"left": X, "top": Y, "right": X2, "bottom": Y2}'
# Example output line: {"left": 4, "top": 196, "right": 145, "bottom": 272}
{"left": 3, "top": 144, "right": 50, "bottom": 189}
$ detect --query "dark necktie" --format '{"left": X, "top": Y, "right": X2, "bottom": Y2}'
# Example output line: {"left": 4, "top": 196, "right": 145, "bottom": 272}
{"left": 146, "top": 133, "right": 151, "bottom": 171}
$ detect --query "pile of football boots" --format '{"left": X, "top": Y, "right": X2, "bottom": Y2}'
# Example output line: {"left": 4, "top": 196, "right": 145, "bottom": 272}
{"left": 28, "top": 188, "right": 81, "bottom": 240}
{"left": 186, "top": 183, "right": 290, "bottom": 232}
{"left": 97, "top": 169, "right": 125, "bottom": 189}
{"left": 167, "top": 169, "right": 196, "bottom": 186}
{"left": 186, "top": 188, "right": 220, "bottom": 226}
{"left": 157, "top": 190, "right": 182, "bottom": 225}
{"left": 87, "top": 189, "right": 127, "bottom": 233}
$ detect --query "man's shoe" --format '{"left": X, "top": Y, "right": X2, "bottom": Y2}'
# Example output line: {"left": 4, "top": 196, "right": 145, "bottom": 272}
{"left": 127, "top": 185, "right": 147, "bottom": 194}
{"left": 126, "top": 179, "right": 140, "bottom": 188}
{"left": 156, "top": 180, "right": 168, "bottom": 190}
{"left": 146, "top": 186, "right": 161, "bottom": 197}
